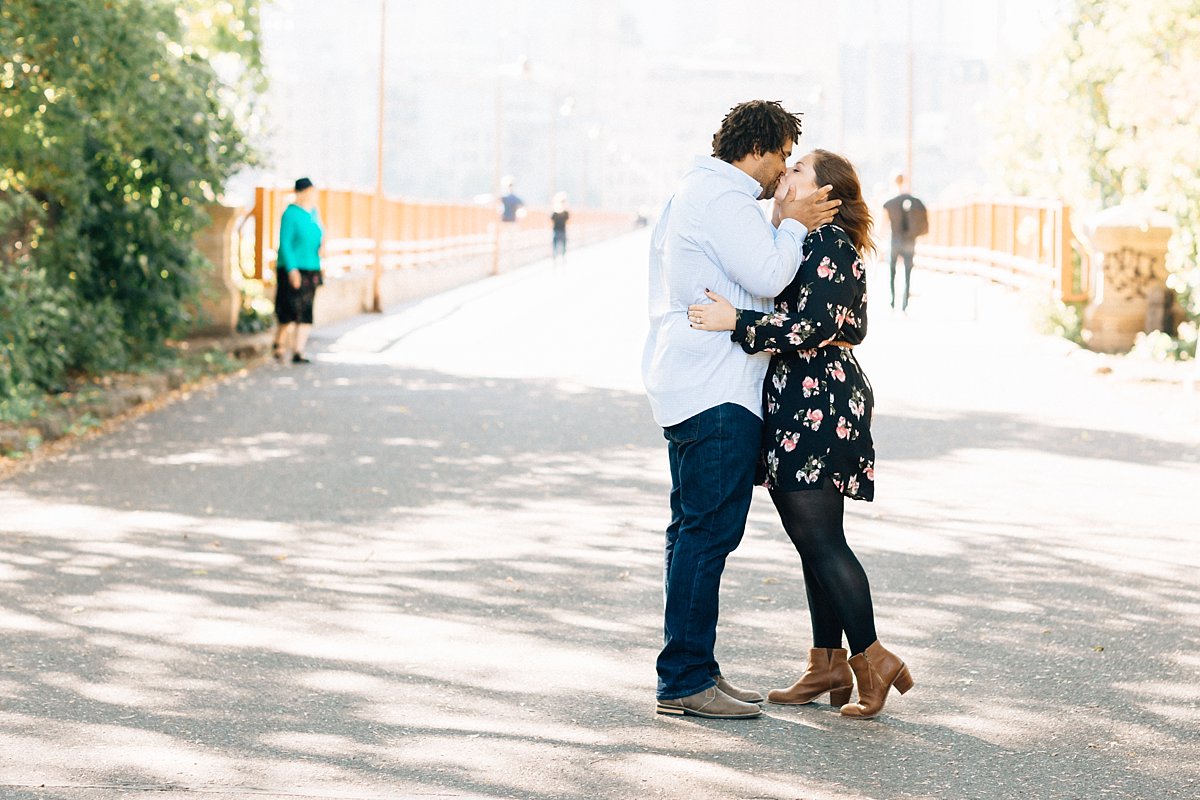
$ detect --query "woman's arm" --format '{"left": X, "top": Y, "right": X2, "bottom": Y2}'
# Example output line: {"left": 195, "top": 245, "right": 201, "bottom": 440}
{"left": 689, "top": 230, "right": 861, "bottom": 354}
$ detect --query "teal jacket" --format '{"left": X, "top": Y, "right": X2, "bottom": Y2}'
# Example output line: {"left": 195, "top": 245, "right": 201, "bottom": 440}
{"left": 277, "top": 203, "right": 323, "bottom": 271}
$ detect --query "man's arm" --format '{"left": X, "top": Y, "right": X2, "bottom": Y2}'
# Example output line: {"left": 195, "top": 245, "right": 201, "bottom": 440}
{"left": 706, "top": 186, "right": 841, "bottom": 300}
{"left": 704, "top": 190, "right": 806, "bottom": 299}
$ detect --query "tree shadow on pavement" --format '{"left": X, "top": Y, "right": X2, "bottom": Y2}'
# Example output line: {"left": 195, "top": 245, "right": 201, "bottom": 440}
{"left": 0, "top": 364, "right": 1197, "bottom": 799}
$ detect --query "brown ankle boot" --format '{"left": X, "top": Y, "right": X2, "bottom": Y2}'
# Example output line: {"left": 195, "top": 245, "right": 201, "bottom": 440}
{"left": 840, "top": 640, "right": 913, "bottom": 719}
{"left": 767, "top": 647, "right": 853, "bottom": 706}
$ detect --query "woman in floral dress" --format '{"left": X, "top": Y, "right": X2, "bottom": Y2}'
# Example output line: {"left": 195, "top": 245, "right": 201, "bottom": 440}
{"left": 688, "top": 150, "right": 913, "bottom": 719}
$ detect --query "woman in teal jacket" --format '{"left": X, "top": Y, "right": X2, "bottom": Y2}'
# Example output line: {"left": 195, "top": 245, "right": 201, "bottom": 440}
{"left": 273, "top": 177, "right": 324, "bottom": 363}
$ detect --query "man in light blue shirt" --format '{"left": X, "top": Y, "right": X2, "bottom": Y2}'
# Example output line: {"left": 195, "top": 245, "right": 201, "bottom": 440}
{"left": 645, "top": 100, "right": 839, "bottom": 719}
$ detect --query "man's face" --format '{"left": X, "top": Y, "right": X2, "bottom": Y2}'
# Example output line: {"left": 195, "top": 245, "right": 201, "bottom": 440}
{"left": 757, "top": 142, "right": 793, "bottom": 199}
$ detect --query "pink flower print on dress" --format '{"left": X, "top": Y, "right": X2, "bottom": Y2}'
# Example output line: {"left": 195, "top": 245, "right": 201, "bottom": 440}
{"left": 803, "top": 408, "right": 823, "bottom": 431}
{"left": 781, "top": 432, "right": 801, "bottom": 452}
{"left": 827, "top": 361, "right": 846, "bottom": 382}
{"left": 771, "top": 363, "right": 790, "bottom": 392}
{"left": 802, "top": 376, "right": 820, "bottom": 398}
{"left": 848, "top": 389, "right": 865, "bottom": 418}
{"left": 816, "top": 256, "right": 835, "bottom": 279}
{"left": 796, "top": 285, "right": 812, "bottom": 311}
{"left": 864, "top": 464, "right": 875, "bottom": 481}
{"left": 836, "top": 416, "right": 852, "bottom": 439}
{"left": 851, "top": 258, "right": 863, "bottom": 279}
{"left": 846, "top": 475, "right": 860, "bottom": 495}
{"left": 799, "top": 454, "right": 825, "bottom": 484}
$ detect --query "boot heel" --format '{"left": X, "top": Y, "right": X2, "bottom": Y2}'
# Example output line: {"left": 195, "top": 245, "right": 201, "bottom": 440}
{"left": 829, "top": 686, "right": 852, "bottom": 706}
{"left": 893, "top": 665, "right": 914, "bottom": 695}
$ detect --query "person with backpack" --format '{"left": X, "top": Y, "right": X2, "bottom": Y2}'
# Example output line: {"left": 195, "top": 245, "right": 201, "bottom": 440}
{"left": 882, "top": 173, "right": 928, "bottom": 312}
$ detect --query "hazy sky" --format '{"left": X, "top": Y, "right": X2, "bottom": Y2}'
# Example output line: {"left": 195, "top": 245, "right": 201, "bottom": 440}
{"left": 255, "top": 0, "right": 1062, "bottom": 206}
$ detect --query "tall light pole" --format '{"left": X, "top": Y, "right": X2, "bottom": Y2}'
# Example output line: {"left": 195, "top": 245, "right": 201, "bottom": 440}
{"left": 491, "top": 57, "right": 529, "bottom": 275}
{"left": 548, "top": 95, "right": 573, "bottom": 204}
{"left": 371, "top": 0, "right": 387, "bottom": 312}
{"left": 492, "top": 70, "right": 504, "bottom": 275}
{"left": 905, "top": 0, "right": 914, "bottom": 189}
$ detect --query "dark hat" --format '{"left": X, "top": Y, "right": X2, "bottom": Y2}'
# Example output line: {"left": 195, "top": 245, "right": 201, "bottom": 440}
{"left": 294, "top": 177, "right": 314, "bottom": 192}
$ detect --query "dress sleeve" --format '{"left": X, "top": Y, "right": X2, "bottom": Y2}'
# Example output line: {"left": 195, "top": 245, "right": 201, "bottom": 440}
{"left": 730, "top": 229, "right": 861, "bottom": 354}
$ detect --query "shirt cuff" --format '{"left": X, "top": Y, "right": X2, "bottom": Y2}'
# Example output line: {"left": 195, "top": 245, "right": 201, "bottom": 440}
{"left": 778, "top": 218, "right": 808, "bottom": 239}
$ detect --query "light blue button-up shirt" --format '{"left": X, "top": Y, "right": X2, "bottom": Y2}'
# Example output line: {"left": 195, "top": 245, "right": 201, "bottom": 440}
{"left": 642, "top": 156, "right": 808, "bottom": 428}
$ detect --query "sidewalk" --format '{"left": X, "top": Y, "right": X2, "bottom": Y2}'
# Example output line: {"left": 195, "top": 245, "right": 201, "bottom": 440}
{"left": 0, "top": 230, "right": 1197, "bottom": 799}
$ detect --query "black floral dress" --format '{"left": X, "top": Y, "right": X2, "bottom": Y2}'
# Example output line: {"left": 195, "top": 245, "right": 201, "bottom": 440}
{"left": 731, "top": 224, "right": 875, "bottom": 501}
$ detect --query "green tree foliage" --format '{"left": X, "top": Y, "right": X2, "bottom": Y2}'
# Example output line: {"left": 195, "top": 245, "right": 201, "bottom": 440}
{"left": 991, "top": 0, "right": 1200, "bottom": 323}
{"left": 0, "top": 0, "right": 262, "bottom": 401}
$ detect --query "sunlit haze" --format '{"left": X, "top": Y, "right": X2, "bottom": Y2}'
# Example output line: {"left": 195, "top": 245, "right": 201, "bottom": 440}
{"left": 255, "top": 0, "right": 1057, "bottom": 210}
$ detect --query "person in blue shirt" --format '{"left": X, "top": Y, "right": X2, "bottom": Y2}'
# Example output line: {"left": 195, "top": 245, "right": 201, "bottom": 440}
{"left": 499, "top": 176, "right": 524, "bottom": 223}
{"left": 643, "top": 100, "right": 839, "bottom": 719}
{"left": 272, "top": 177, "right": 324, "bottom": 364}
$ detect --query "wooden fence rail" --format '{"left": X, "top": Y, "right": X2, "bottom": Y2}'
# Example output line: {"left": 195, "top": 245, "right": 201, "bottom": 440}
{"left": 918, "top": 199, "right": 1092, "bottom": 303}
{"left": 246, "top": 187, "right": 632, "bottom": 282}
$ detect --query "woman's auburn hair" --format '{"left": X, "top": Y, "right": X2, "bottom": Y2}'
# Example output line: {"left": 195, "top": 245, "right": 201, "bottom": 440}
{"left": 810, "top": 149, "right": 876, "bottom": 258}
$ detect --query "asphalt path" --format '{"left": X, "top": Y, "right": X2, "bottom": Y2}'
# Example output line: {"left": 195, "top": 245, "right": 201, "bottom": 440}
{"left": 1, "top": 230, "right": 1198, "bottom": 799}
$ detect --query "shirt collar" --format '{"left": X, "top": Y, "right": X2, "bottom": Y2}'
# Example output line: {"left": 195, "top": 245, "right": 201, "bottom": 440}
{"left": 693, "top": 155, "right": 763, "bottom": 196}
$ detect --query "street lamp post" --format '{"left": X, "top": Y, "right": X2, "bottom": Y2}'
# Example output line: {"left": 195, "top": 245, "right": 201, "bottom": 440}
{"left": 492, "top": 73, "right": 504, "bottom": 275}
{"left": 548, "top": 95, "right": 573, "bottom": 205}
{"left": 905, "top": 0, "right": 915, "bottom": 189}
{"left": 491, "top": 57, "right": 530, "bottom": 276}
{"left": 371, "top": 0, "right": 387, "bottom": 312}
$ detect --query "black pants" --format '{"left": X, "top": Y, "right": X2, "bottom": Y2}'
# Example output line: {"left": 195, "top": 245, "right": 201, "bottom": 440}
{"left": 275, "top": 270, "right": 321, "bottom": 325}
{"left": 889, "top": 246, "right": 914, "bottom": 310}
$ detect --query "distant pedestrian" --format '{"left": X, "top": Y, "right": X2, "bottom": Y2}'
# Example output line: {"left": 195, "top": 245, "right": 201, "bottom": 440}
{"left": 689, "top": 149, "right": 915, "bottom": 720}
{"left": 272, "top": 177, "right": 323, "bottom": 364}
{"left": 881, "top": 173, "right": 928, "bottom": 312}
{"left": 550, "top": 193, "right": 570, "bottom": 262}
{"left": 499, "top": 177, "right": 524, "bottom": 223}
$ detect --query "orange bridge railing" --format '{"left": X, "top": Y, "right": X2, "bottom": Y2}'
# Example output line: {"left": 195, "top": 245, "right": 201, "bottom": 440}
{"left": 918, "top": 199, "right": 1091, "bottom": 303}
{"left": 245, "top": 187, "right": 634, "bottom": 284}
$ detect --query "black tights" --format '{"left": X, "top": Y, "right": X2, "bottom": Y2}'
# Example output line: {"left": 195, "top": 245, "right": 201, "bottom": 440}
{"left": 770, "top": 480, "right": 878, "bottom": 655}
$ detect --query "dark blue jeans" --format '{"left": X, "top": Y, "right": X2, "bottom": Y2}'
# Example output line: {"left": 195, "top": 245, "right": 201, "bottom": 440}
{"left": 657, "top": 403, "right": 761, "bottom": 700}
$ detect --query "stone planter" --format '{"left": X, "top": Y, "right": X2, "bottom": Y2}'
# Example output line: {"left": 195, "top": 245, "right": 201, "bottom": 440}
{"left": 1082, "top": 203, "right": 1174, "bottom": 353}
{"left": 193, "top": 203, "right": 246, "bottom": 335}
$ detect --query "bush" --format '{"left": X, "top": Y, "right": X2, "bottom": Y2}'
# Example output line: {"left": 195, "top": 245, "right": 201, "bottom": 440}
{"left": 1036, "top": 299, "right": 1087, "bottom": 347}
{"left": 0, "top": 0, "right": 262, "bottom": 402}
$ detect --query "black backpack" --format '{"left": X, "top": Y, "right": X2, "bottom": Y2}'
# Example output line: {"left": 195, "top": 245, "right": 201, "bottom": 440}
{"left": 897, "top": 195, "right": 929, "bottom": 238}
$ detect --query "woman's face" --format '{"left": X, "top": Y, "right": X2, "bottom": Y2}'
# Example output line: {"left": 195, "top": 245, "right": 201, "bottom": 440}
{"left": 778, "top": 152, "right": 820, "bottom": 197}
{"left": 296, "top": 187, "right": 317, "bottom": 207}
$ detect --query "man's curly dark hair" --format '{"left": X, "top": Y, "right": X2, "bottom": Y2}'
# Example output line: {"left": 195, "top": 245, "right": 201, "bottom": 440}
{"left": 711, "top": 100, "right": 803, "bottom": 163}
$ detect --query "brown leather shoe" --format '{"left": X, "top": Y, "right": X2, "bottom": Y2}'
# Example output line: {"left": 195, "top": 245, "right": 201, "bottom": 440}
{"left": 767, "top": 647, "right": 853, "bottom": 706}
{"left": 714, "top": 675, "right": 764, "bottom": 704}
{"left": 839, "top": 640, "right": 913, "bottom": 719}
{"left": 656, "top": 686, "right": 763, "bottom": 719}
